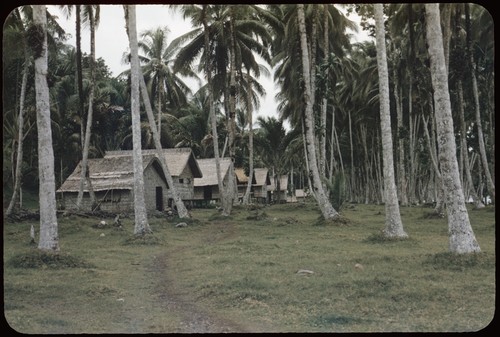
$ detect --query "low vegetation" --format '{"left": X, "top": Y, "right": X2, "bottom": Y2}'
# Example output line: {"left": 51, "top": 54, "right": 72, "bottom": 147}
{"left": 3, "top": 202, "right": 495, "bottom": 333}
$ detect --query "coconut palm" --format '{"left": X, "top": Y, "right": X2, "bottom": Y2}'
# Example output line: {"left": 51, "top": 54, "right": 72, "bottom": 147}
{"left": 424, "top": 3, "right": 480, "bottom": 253}
{"left": 374, "top": 4, "right": 407, "bottom": 238}
{"left": 32, "top": 5, "right": 59, "bottom": 250}
{"left": 124, "top": 4, "right": 151, "bottom": 234}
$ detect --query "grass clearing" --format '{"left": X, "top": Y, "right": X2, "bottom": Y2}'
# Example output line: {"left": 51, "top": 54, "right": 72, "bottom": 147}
{"left": 3, "top": 202, "right": 495, "bottom": 333}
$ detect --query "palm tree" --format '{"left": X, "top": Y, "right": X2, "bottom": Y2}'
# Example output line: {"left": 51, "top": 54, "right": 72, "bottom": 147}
{"left": 124, "top": 4, "right": 151, "bottom": 234}
{"left": 137, "top": 26, "right": 196, "bottom": 142}
{"left": 297, "top": 4, "right": 339, "bottom": 220}
{"left": 76, "top": 5, "right": 99, "bottom": 211}
{"left": 424, "top": 3, "right": 480, "bottom": 253}
{"left": 374, "top": 4, "right": 407, "bottom": 238}
{"left": 32, "top": 5, "right": 59, "bottom": 251}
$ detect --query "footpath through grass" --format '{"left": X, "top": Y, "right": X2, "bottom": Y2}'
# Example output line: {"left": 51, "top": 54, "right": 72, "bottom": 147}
{"left": 3, "top": 202, "right": 495, "bottom": 333}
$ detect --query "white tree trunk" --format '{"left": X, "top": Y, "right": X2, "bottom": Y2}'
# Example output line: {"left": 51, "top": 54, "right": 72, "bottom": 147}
{"left": 125, "top": 5, "right": 151, "bottom": 234}
{"left": 77, "top": 7, "right": 96, "bottom": 211}
{"left": 139, "top": 72, "right": 190, "bottom": 218}
{"left": 374, "top": 4, "right": 407, "bottom": 238}
{"left": 202, "top": 6, "right": 224, "bottom": 210}
{"left": 33, "top": 5, "right": 59, "bottom": 251}
{"left": 243, "top": 71, "right": 254, "bottom": 205}
{"left": 297, "top": 4, "right": 338, "bottom": 220}
{"left": 425, "top": 3, "right": 480, "bottom": 253}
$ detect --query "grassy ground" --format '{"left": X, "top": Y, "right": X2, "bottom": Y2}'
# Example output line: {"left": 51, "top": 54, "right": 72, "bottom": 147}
{"left": 3, "top": 201, "right": 495, "bottom": 333}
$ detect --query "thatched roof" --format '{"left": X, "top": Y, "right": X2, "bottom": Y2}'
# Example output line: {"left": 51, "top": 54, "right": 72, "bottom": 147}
{"left": 253, "top": 168, "right": 271, "bottom": 186}
{"left": 105, "top": 148, "right": 202, "bottom": 178}
{"left": 234, "top": 168, "right": 256, "bottom": 185}
{"left": 57, "top": 155, "right": 165, "bottom": 193}
{"left": 194, "top": 158, "right": 232, "bottom": 187}
{"left": 269, "top": 174, "right": 288, "bottom": 192}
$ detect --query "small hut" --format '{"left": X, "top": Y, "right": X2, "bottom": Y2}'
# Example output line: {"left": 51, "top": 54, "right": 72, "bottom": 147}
{"left": 193, "top": 158, "right": 232, "bottom": 205}
{"left": 234, "top": 168, "right": 256, "bottom": 201}
{"left": 105, "top": 148, "right": 202, "bottom": 207}
{"left": 57, "top": 154, "right": 168, "bottom": 213}
{"left": 253, "top": 168, "right": 271, "bottom": 203}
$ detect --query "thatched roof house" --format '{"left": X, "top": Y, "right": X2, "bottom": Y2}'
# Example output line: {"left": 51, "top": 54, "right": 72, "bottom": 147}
{"left": 252, "top": 168, "right": 271, "bottom": 203}
{"left": 193, "top": 158, "right": 232, "bottom": 202}
{"left": 57, "top": 154, "right": 168, "bottom": 213}
{"left": 105, "top": 148, "right": 202, "bottom": 204}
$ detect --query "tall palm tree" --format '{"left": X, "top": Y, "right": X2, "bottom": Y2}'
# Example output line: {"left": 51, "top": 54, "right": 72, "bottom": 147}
{"left": 297, "top": 4, "right": 339, "bottom": 220}
{"left": 173, "top": 4, "right": 271, "bottom": 214}
{"left": 32, "top": 5, "right": 59, "bottom": 251}
{"left": 76, "top": 5, "right": 99, "bottom": 210}
{"left": 424, "top": 3, "right": 480, "bottom": 253}
{"left": 124, "top": 4, "right": 151, "bottom": 234}
{"left": 137, "top": 26, "right": 196, "bottom": 142}
{"left": 374, "top": 4, "right": 407, "bottom": 238}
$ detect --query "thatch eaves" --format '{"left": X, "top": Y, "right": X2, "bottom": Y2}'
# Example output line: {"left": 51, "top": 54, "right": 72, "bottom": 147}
{"left": 253, "top": 168, "right": 271, "bottom": 186}
{"left": 194, "top": 158, "right": 232, "bottom": 187}
{"left": 269, "top": 174, "right": 288, "bottom": 192}
{"left": 105, "top": 148, "right": 202, "bottom": 178}
{"left": 57, "top": 155, "right": 165, "bottom": 193}
{"left": 234, "top": 168, "right": 256, "bottom": 185}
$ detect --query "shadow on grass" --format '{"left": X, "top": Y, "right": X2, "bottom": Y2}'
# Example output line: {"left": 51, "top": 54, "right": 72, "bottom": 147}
{"left": 122, "top": 233, "right": 162, "bottom": 246}
{"left": 8, "top": 250, "right": 94, "bottom": 269}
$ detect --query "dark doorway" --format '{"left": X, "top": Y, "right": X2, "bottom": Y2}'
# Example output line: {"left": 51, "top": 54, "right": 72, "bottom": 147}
{"left": 204, "top": 186, "right": 212, "bottom": 200}
{"left": 156, "top": 186, "right": 163, "bottom": 211}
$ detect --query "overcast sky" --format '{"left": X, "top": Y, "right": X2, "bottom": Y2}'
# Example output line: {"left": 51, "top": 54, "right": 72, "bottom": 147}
{"left": 47, "top": 4, "right": 369, "bottom": 123}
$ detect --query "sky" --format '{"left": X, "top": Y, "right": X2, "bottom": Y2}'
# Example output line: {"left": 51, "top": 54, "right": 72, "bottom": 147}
{"left": 47, "top": 4, "right": 369, "bottom": 123}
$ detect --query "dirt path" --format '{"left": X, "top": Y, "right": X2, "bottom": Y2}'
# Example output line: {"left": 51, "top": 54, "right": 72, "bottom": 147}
{"left": 148, "top": 220, "right": 254, "bottom": 333}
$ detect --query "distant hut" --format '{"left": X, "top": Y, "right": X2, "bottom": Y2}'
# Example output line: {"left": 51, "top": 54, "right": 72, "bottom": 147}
{"left": 105, "top": 148, "right": 202, "bottom": 207}
{"left": 234, "top": 168, "right": 256, "bottom": 201}
{"left": 57, "top": 154, "right": 168, "bottom": 213}
{"left": 193, "top": 158, "right": 232, "bottom": 205}
{"left": 269, "top": 174, "right": 288, "bottom": 203}
{"left": 295, "top": 189, "right": 308, "bottom": 203}
{"left": 253, "top": 168, "right": 271, "bottom": 203}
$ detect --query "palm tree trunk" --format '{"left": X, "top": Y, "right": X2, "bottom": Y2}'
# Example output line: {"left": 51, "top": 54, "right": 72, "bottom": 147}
{"left": 374, "top": 4, "right": 407, "bottom": 238}
{"left": 297, "top": 4, "right": 338, "bottom": 220}
{"left": 425, "top": 3, "right": 480, "bottom": 253}
{"left": 125, "top": 4, "right": 151, "bottom": 235}
{"left": 201, "top": 7, "right": 224, "bottom": 211}
{"left": 243, "top": 70, "right": 254, "bottom": 205}
{"left": 458, "top": 80, "right": 484, "bottom": 208}
{"left": 221, "top": 7, "right": 238, "bottom": 216}
{"left": 75, "top": 5, "right": 85, "bottom": 149}
{"left": 6, "top": 43, "right": 29, "bottom": 216}
{"left": 139, "top": 74, "right": 190, "bottom": 218}
{"left": 394, "top": 68, "right": 408, "bottom": 206}
{"left": 32, "top": 5, "right": 59, "bottom": 251}
{"left": 76, "top": 6, "right": 96, "bottom": 210}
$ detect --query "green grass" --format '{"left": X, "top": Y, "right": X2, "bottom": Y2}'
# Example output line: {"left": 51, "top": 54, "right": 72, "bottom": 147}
{"left": 3, "top": 202, "right": 495, "bottom": 333}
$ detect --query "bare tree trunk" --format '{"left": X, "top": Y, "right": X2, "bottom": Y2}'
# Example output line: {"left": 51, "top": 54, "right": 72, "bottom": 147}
{"left": 297, "top": 4, "right": 338, "bottom": 220}
{"left": 6, "top": 43, "right": 29, "bottom": 216}
{"left": 243, "top": 71, "right": 254, "bottom": 205}
{"left": 139, "top": 75, "right": 190, "bottom": 218}
{"left": 221, "top": 7, "right": 238, "bottom": 216}
{"left": 374, "top": 4, "right": 407, "bottom": 238}
{"left": 394, "top": 68, "right": 408, "bottom": 206}
{"left": 125, "top": 5, "right": 151, "bottom": 235}
{"left": 33, "top": 5, "right": 59, "bottom": 251}
{"left": 76, "top": 7, "right": 96, "bottom": 210}
{"left": 425, "top": 3, "right": 480, "bottom": 253}
{"left": 457, "top": 80, "right": 484, "bottom": 208}
{"left": 422, "top": 115, "right": 445, "bottom": 216}
{"left": 201, "top": 5, "right": 224, "bottom": 210}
